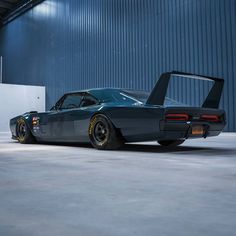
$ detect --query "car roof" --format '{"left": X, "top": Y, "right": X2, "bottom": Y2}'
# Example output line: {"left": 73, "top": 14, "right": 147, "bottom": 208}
{"left": 66, "top": 88, "right": 149, "bottom": 94}
{"left": 64, "top": 88, "right": 150, "bottom": 103}
{"left": 66, "top": 88, "right": 124, "bottom": 93}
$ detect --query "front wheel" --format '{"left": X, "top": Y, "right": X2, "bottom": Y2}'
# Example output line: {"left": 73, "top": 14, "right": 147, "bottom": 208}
{"left": 16, "top": 118, "right": 35, "bottom": 144}
{"left": 158, "top": 139, "right": 185, "bottom": 147}
{"left": 89, "top": 114, "right": 124, "bottom": 150}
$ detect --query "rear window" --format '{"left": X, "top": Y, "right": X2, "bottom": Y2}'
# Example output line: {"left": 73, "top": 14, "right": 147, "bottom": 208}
{"left": 122, "top": 90, "right": 149, "bottom": 103}
{"left": 164, "top": 97, "right": 186, "bottom": 106}
{"left": 91, "top": 89, "right": 148, "bottom": 104}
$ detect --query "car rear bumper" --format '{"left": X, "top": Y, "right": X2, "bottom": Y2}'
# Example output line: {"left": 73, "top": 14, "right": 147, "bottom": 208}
{"left": 157, "top": 120, "right": 226, "bottom": 140}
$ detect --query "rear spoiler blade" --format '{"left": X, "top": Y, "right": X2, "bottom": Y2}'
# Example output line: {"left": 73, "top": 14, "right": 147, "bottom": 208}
{"left": 146, "top": 71, "right": 224, "bottom": 109}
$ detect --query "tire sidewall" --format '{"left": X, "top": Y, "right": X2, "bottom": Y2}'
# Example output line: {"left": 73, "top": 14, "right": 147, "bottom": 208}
{"left": 89, "top": 114, "right": 113, "bottom": 149}
{"left": 17, "top": 118, "right": 33, "bottom": 144}
{"left": 89, "top": 113, "right": 125, "bottom": 150}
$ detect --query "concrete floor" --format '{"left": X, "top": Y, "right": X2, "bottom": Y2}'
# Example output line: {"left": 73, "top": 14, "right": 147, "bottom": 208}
{"left": 0, "top": 133, "right": 236, "bottom": 236}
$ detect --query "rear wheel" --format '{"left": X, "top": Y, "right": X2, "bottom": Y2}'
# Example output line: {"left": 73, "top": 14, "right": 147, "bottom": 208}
{"left": 16, "top": 119, "right": 35, "bottom": 144}
{"left": 158, "top": 139, "right": 185, "bottom": 147}
{"left": 89, "top": 114, "right": 124, "bottom": 150}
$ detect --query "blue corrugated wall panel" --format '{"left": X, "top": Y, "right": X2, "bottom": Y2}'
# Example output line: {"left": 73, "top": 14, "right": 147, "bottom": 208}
{"left": 0, "top": 0, "right": 235, "bottom": 131}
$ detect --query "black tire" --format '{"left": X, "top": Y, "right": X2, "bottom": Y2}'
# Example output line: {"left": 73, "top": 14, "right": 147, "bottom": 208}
{"left": 16, "top": 118, "right": 35, "bottom": 144}
{"left": 158, "top": 139, "right": 185, "bottom": 147}
{"left": 89, "top": 114, "right": 124, "bottom": 150}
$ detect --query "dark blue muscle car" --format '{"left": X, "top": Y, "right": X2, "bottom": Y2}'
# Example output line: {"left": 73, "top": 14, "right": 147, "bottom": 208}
{"left": 10, "top": 72, "right": 226, "bottom": 150}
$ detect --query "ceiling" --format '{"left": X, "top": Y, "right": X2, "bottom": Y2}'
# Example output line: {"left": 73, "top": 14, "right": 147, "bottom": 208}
{"left": 0, "top": 0, "right": 43, "bottom": 26}
{"left": 0, "top": 0, "right": 22, "bottom": 21}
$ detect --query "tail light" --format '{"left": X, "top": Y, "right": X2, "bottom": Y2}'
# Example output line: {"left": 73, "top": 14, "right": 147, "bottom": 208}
{"left": 200, "top": 115, "right": 221, "bottom": 122}
{"left": 165, "top": 113, "right": 189, "bottom": 121}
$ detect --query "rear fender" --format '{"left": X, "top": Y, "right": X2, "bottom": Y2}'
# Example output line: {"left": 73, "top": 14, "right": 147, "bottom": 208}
{"left": 99, "top": 106, "right": 164, "bottom": 142}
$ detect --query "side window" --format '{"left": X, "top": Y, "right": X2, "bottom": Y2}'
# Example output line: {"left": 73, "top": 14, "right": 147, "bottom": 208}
{"left": 51, "top": 95, "right": 65, "bottom": 110}
{"left": 60, "top": 94, "right": 82, "bottom": 110}
{"left": 80, "top": 94, "right": 98, "bottom": 107}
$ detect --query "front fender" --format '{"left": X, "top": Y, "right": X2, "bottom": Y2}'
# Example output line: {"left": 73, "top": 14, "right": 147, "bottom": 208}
{"left": 10, "top": 112, "right": 36, "bottom": 138}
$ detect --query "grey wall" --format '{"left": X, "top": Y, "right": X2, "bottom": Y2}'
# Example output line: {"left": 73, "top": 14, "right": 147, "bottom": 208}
{"left": 0, "top": 0, "right": 235, "bottom": 131}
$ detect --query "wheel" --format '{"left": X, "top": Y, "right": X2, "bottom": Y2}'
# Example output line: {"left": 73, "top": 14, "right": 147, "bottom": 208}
{"left": 158, "top": 139, "right": 185, "bottom": 147}
{"left": 89, "top": 114, "right": 124, "bottom": 150}
{"left": 16, "top": 118, "right": 35, "bottom": 144}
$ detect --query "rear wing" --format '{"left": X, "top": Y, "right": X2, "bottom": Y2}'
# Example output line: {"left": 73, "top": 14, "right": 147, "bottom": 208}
{"left": 146, "top": 71, "right": 224, "bottom": 109}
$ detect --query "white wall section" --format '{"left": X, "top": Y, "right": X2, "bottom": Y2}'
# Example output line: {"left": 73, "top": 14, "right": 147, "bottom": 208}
{"left": 0, "top": 84, "right": 45, "bottom": 132}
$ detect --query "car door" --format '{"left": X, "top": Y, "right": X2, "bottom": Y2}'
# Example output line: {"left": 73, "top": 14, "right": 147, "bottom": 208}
{"left": 71, "top": 93, "right": 100, "bottom": 141}
{"left": 48, "top": 93, "right": 84, "bottom": 141}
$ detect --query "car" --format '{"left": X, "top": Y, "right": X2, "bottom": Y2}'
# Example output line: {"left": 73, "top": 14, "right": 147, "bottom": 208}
{"left": 10, "top": 71, "right": 226, "bottom": 150}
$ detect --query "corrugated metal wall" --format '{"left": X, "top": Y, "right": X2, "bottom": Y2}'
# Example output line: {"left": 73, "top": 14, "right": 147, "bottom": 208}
{"left": 0, "top": 0, "right": 235, "bottom": 131}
